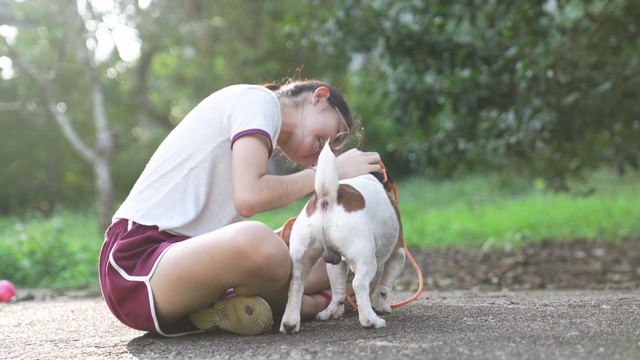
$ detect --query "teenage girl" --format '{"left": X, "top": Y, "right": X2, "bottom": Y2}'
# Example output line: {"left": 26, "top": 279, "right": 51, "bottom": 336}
{"left": 99, "top": 79, "right": 382, "bottom": 336}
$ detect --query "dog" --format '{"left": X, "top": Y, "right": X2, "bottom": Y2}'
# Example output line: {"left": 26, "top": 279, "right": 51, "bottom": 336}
{"left": 279, "top": 141, "right": 406, "bottom": 334}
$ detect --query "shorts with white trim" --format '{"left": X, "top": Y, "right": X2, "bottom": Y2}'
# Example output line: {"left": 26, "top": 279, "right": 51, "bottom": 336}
{"left": 98, "top": 218, "right": 202, "bottom": 336}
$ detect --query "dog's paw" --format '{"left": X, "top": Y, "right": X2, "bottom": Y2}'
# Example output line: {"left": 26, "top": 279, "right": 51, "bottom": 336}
{"left": 316, "top": 303, "right": 344, "bottom": 321}
{"left": 360, "top": 315, "right": 386, "bottom": 329}
{"left": 316, "top": 310, "right": 331, "bottom": 321}
{"left": 279, "top": 311, "right": 301, "bottom": 334}
{"left": 316, "top": 308, "right": 341, "bottom": 321}
{"left": 279, "top": 321, "right": 301, "bottom": 334}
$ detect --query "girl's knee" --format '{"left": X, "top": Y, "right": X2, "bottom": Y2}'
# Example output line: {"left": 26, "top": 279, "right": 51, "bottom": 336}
{"left": 235, "top": 221, "right": 291, "bottom": 278}
{"left": 238, "top": 221, "right": 288, "bottom": 253}
{"left": 239, "top": 221, "right": 279, "bottom": 241}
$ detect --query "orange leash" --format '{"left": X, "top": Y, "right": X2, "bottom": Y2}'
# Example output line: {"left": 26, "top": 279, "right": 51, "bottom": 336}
{"left": 345, "top": 162, "right": 423, "bottom": 310}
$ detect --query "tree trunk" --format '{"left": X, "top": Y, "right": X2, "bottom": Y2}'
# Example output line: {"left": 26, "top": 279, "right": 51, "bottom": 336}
{"left": 2, "top": 11, "right": 116, "bottom": 231}
{"left": 93, "top": 157, "right": 114, "bottom": 231}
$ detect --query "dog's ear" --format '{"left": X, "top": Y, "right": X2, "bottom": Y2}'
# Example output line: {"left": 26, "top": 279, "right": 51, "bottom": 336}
{"left": 370, "top": 171, "right": 385, "bottom": 183}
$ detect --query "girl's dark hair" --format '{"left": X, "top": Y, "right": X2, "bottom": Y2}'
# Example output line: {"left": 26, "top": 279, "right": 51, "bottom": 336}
{"left": 262, "top": 79, "right": 363, "bottom": 148}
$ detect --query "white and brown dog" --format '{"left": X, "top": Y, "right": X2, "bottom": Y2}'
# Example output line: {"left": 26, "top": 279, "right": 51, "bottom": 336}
{"left": 279, "top": 141, "right": 406, "bottom": 334}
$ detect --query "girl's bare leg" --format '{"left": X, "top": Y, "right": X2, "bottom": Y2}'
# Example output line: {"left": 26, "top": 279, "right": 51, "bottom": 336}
{"left": 149, "top": 221, "right": 331, "bottom": 328}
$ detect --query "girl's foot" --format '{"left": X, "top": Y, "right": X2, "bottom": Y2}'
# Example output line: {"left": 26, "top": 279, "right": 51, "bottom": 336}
{"left": 189, "top": 296, "right": 273, "bottom": 335}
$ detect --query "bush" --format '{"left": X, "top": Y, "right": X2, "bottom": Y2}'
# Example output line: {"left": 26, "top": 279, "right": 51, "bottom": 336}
{"left": 326, "top": 0, "right": 640, "bottom": 187}
{"left": 0, "top": 211, "right": 101, "bottom": 288}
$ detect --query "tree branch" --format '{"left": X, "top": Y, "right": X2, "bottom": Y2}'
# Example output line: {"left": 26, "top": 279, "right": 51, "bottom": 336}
{"left": 2, "top": 34, "right": 96, "bottom": 163}
{"left": 134, "top": 45, "right": 174, "bottom": 130}
{"left": 71, "top": 11, "right": 113, "bottom": 158}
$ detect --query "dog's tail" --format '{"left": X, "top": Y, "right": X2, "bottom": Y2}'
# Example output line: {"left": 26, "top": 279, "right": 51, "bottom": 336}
{"left": 315, "top": 140, "right": 342, "bottom": 265}
{"left": 314, "top": 140, "right": 339, "bottom": 209}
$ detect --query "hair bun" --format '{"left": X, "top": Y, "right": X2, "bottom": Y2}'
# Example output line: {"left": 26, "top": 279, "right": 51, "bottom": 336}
{"left": 261, "top": 82, "right": 282, "bottom": 91}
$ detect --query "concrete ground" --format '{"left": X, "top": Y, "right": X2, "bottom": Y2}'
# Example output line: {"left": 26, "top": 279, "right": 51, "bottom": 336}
{"left": 1, "top": 289, "right": 638, "bottom": 359}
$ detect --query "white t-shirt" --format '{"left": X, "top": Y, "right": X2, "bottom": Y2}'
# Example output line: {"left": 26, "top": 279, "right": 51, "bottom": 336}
{"left": 113, "top": 85, "right": 282, "bottom": 237}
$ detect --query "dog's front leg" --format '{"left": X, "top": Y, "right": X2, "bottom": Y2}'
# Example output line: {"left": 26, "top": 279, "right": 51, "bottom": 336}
{"left": 316, "top": 260, "right": 348, "bottom": 321}
{"left": 280, "top": 245, "right": 322, "bottom": 334}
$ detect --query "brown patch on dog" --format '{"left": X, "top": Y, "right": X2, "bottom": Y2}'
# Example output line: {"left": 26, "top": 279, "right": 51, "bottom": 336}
{"left": 337, "top": 184, "right": 365, "bottom": 212}
{"left": 306, "top": 193, "right": 318, "bottom": 216}
{"left": 306, "top": 184, "right": 365, "bottom": 215}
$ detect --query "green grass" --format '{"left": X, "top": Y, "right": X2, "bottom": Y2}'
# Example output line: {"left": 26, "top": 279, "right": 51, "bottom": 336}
{"left": 1, "top": 170, "right": 638, "bottom": 289}
{"left": 0, "top": 210, "right": 102, "bottom": 289}
{"left": 398, "top": 172, "right": 640, "bottom": 248}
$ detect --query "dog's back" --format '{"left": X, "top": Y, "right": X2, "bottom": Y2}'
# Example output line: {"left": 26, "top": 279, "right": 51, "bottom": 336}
{"left": 341, "top": 175, "right": 401, "bottom": 261}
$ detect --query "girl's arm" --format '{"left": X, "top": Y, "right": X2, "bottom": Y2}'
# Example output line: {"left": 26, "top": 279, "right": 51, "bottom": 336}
{"left": 231, "top": 134, "right": 382, "bottom": 218}
{"left": 231, "top": 134, "right": 314, "bottom": 218}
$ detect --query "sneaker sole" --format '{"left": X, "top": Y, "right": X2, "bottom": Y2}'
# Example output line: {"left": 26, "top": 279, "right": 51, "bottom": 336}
{"left": 189, "top": 296, "right": 273, "bottom": 335}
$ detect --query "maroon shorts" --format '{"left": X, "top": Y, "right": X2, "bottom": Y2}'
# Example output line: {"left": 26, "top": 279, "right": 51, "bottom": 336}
{"left": 98, "top": 219, "right": 202, "bottom": 336}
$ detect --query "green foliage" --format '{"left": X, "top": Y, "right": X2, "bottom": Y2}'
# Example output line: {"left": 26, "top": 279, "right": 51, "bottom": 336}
{"left": 2, "top": 0, "right": 640, "bottom": 219}
{"left": 324, "top": 0, "right": 640, "bottom": 187}
{"left": 0, "top": 210, "right": 101, "bottom": 288}
{"left": 1, "top": 1, "right": 122, "bottom": 216}
{"left": 0, "top": 0, "right": 345, "bottom": 216}
{"left": 126, "top": 0, "right": 348, "bottom": 126}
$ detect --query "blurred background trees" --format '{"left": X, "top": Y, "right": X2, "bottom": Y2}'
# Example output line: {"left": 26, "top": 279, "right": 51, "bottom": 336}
{"left": 1, "top": 0, "right": 638, "bottom": 229}
{"left": 328, "top": 0, "right": 640, "bottom": 187}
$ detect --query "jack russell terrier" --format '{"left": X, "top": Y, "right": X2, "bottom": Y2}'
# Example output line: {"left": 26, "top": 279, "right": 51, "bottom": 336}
{"left": 280, "top": 141, "right": 406, "bottom": 334}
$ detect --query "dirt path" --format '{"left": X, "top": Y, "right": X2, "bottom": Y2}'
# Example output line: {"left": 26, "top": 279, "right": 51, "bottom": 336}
{"left": 1, "top": 290, "right": 638, "bottom": 359}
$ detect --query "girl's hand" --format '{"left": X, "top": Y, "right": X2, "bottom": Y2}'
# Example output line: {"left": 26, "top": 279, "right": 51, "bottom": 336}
{"left": 335, "top": 149, "right": 382, "bottom": 180}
